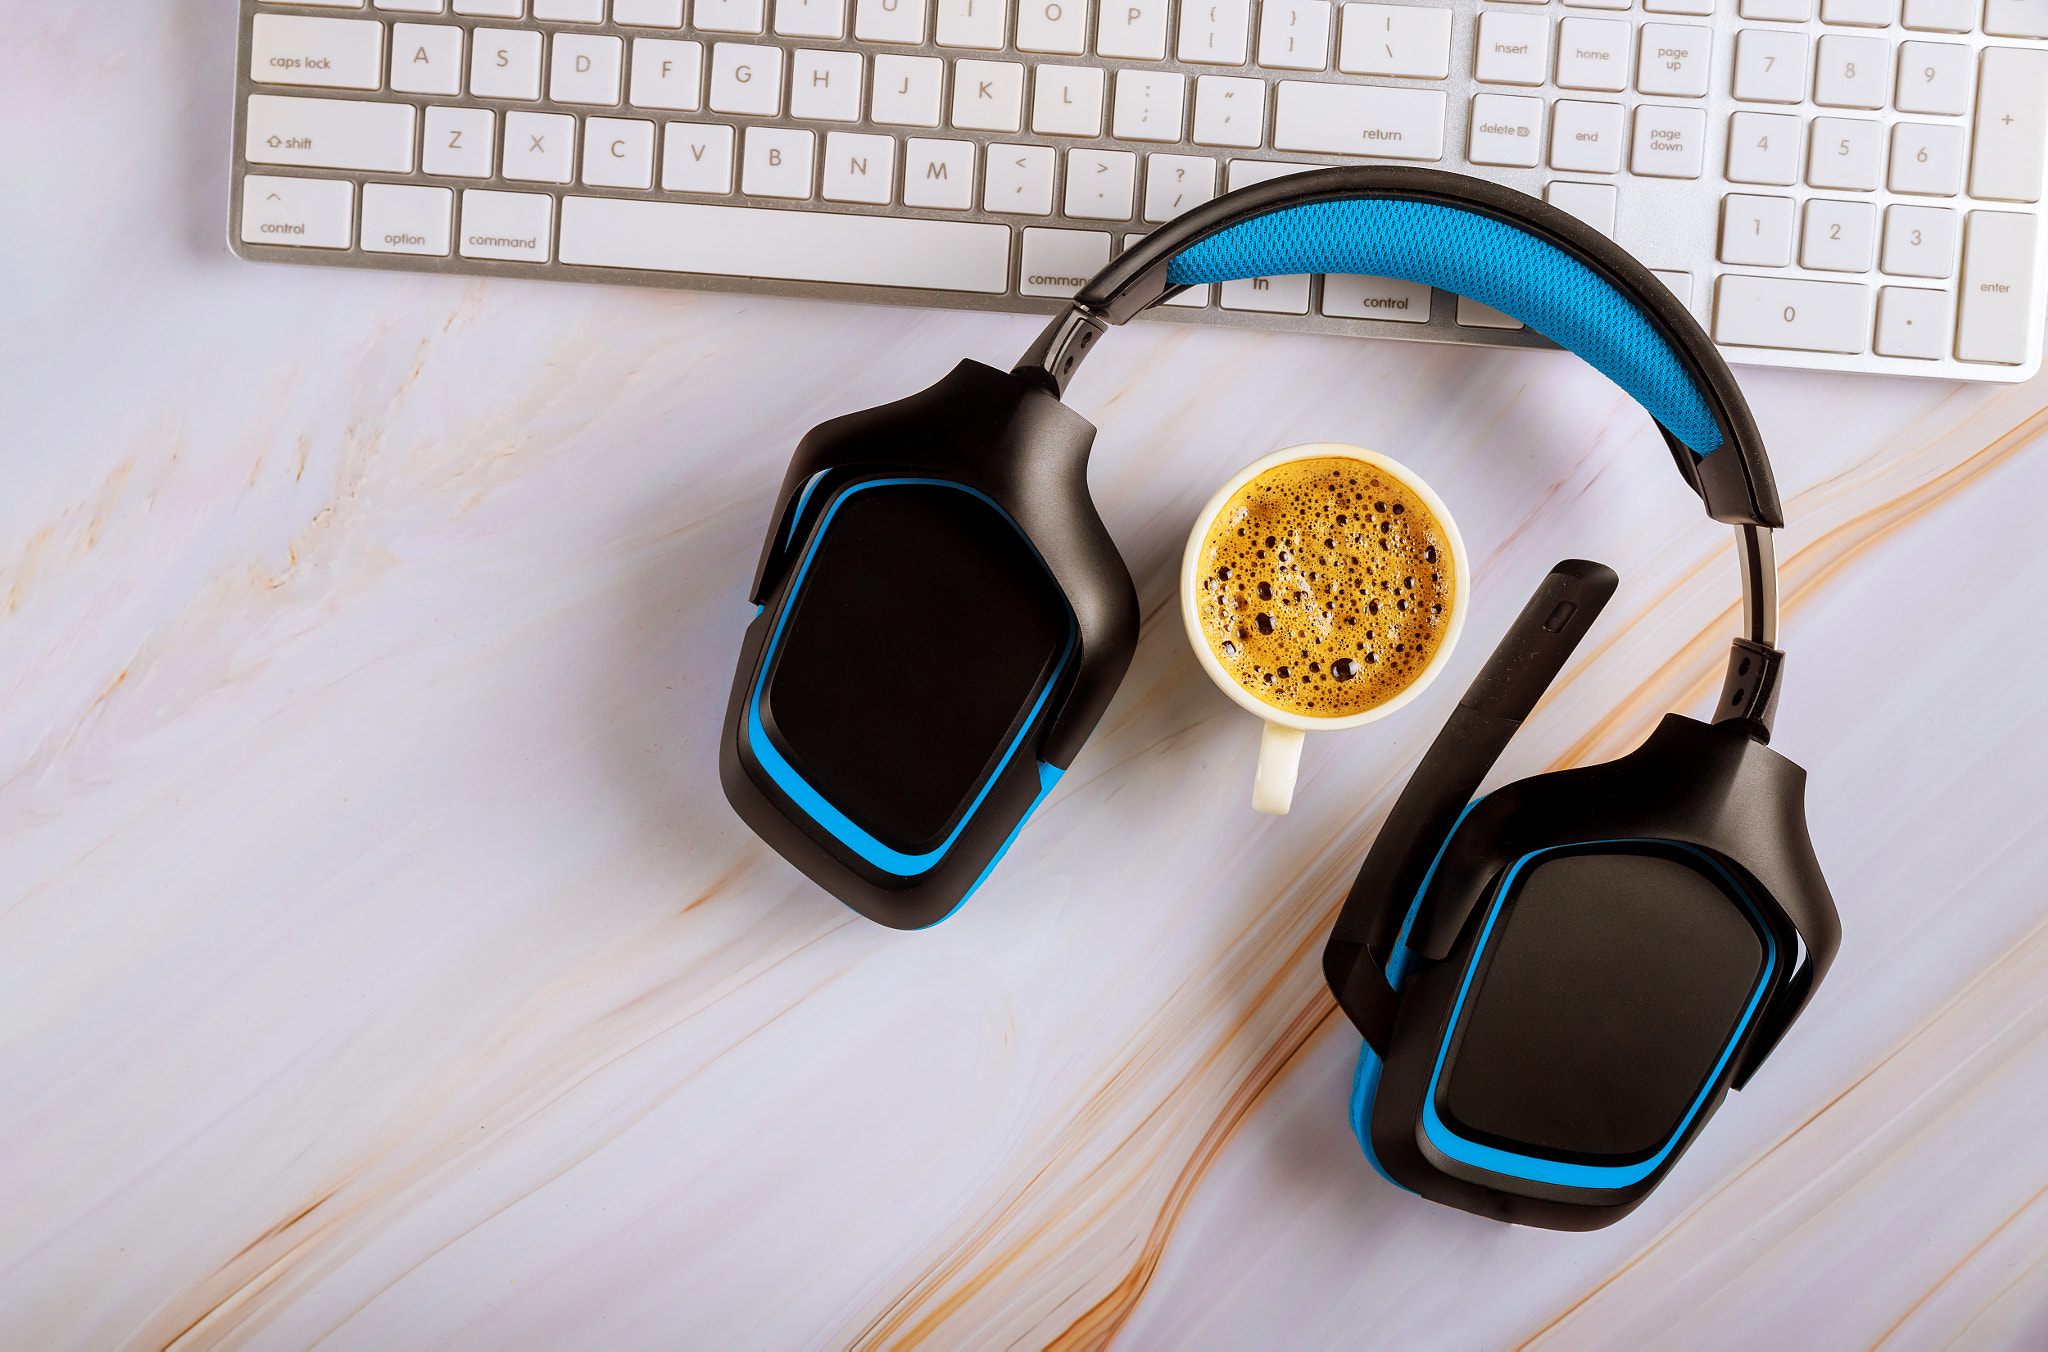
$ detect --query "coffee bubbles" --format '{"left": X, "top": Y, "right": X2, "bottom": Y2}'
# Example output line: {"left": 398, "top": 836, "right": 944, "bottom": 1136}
{"left": 1195, "top": 457, "right": 1456, "bottom": 718}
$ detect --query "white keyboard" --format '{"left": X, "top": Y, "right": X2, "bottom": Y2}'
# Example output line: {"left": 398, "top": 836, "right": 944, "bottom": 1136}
{"left": 231, "top": 0, "right": 2048, "bottom": 380}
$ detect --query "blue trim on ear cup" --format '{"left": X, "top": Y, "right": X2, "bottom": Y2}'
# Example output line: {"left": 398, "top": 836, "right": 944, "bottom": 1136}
{"left": 1164, "top": 200, "right": 1725, "bottom": 456}
{"left": 748, "top": 477, "right": 1076, "bottom": 878}
{"left": 1415, "top": 840, "right": 1777, "bottom": 1190}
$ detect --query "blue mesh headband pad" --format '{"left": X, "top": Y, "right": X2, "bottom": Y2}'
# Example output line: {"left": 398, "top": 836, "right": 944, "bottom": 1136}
{"left": 1164, "top": 200, "right": 1721, "bottom": 456}
{"left": 1069, "top": 166, "right": 1783, "bottom": 529}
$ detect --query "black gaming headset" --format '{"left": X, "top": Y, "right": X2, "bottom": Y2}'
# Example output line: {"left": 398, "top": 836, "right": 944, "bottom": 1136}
{"left": 719, "top": 166, "right": 1839, "bottom": 1226}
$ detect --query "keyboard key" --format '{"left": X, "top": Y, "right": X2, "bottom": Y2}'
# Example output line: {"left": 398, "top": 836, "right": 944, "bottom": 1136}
{"left": 1808, "top": 116, "right": 1883, "bottom": 190}
{"left": 1720, "top": 193, "right": 1795, "bottom": 265}
{"left": 630, "top": 39, "right": 703, "bottom": 109}
{"left": 455, "top": 0, "right": 524, "bottom": 16}
{"left": 1223, "top": 273, "right": 1312, "bottom": 312}
{"left": 615, "top": 0, "right": 687, "bottom": 23}
{"left": 1970, "top": 49, "right": 2048, "bottom": 202}
{"left": 534, "top": 0, "right": 604, "bottom": 18}
{"left": 1889, "top": 122, "right": 1964, "bottom": 196}
{"left": 709, "top": 43, "right": 783, "bottom": 115}
{"left": 821, "top": 131, "right": 895, "bottom": 201}
{"left": 1713, "top": 274, "right": 1870, "bottom": 351}
{"left": 986, "top": 142, "right": 1057, "bottom": 212}
{"left": 1739, "top": 0, "right": 1812, "bottom": 17}
{"left": 1637, "top": 24, "right": 1712, "bottom": 98}
{"left": 1643, "top": 0, "right": 1713, "bottom": 12}
{"left": 1016, "top": 0, "right": 1088, "bottom": 52}
{"left": 1021, "top": 227, "right": 1111, "bottom": 295}
{"left": 241, "top": 174, "right": 353, "bottom": 248}
{"left": 1322, "top": 274, "right": 1431, "bottom": 321}
{"left": 1032, "top": 65, "right": 1106, "bottom": 135}
{"left": 789, "top": 49, "right": 862, "bottom": 121}
{"left": 361, "top": 182, "right": 453, "bottom": 254}
{"left": 1273, "top": 81, "right": 1445, "bottom": 158}
{"left": 1726, "top": 110, "right": 1800, "bottom": 183}
{"left": 1893, "top": 42, "right": 1970, "bottom": 116}
{"left": 1550, "top": 100, "right": 1623, "bottom": 172}
{"left": 1097, "top": 0, "right": 1169, "bottom": 57}
{"left": 1474, "top": 12, "right": 1548, "bottom": 85}
{"left": 1112, "top": 71, "right": 1188, "bottom": 141}
{"left": 1801, "top": 198, "right": 1877, "bottom": 270}
{"left": 1065, "top": 149, "right": 1139, "bottom": 218}
{"left": 1899, "top": 0, "right": 1973, "bottom": 29}
{"left": 379, "top": 0, "right": 451, "bottom": 10}
{"left": 1631, "top": 105, "right": 1706, "bottom": 178}
{"left": 1456, "top": 296, "right": 1522, "bottom": 328}
{"left": 1881, "top": 203, "right": 1955, "bottom": 275}
{"left": 695, "top": 0, "right": 768, "bottom": 32}
{"left": 1957, "top": 210, "right": 2038, "bottom": 362}
{"left": 1259, "top": 0, "right": 1333, "bottom": 70}
{"left": 1874, "top": 286, "right": 1949, "bottom": 358}
{"left": 1227, "top": 157, "right": 1318, "bottom": 189}
{"left": 559, "top": 195, "right": 1010, "bottom": 290}
{"left": 1338, "top": 4, "right": 1453, "bottom": 79}
{"left": 873, "top": 54, "right": 943, "bottom": 125}
{"left": 459, "top": 188, "right": 554, "bottom": 261}
{"left": 1181, "top": 0, "right": 1253, "bottom": 64}
{"left": 246, "top": 94, "right": 416, "bottom": 171}
{"left": 939, "top": 0, "right": 1011, "bottom": 48}
{"left": 1144, "top": 153, "right": 1217, "bottom": 221}
{"left": 952, "top": 60, "right": 1023, "bottom": 130}
{"left": 1570, "top": 0, "right": 1631, "bottom": 10}
{"left": 503, "top": 110, "right": 576, "bottom": 181}
{"left": 1556, "top": 18, "right": 1630, "bottom": 92}
{"left": 1984, "top": 0, "right": 2048, "bottom": 34}
{"left": 552, "top": 34, "right": 624, "bottom": 104}
{"left": 904, "top": 137, "right": 975, "bottom": 207}
{"left": 469, "top": 27, "right": 543, "bottom": 98}
{"left": 251, "top": 14, "right": 385, "bottom": 89}
{"left": 742, "top": 126, "right": 815, "bottom": 196}
{"left": 1469, "top": 94, "right": 1543, "bottom": 167}
{"left": 1820, "top": 0, "right": 1892, "bottom": 23}
{"left": 1652, "top": 269, "right": 1693, "bottom": 306}
{"left": 1731, "top": 29, "right": 1807, "bottom": 104}
{"left": 390, "top": 23, "right": 464, "bottom": 96}
{"left": 855, "top": 0, "right": 929, "bottom": 42}
{"left": 583, "top": 116, "right": 657, "bottom": 187}
{"left": 1192, "top": 75, "right": 1267, "bottom": 147}
{"left": 662, "top": 120, "right": 736, "bottom": 191}
{"left": 1813, "top": 35, "right": 1889, "bottom": 108}
{"left": 1546, "top": 179, "right": 1617, "bottom": 234}
{"left": 424, "top": 105, "right": 495, "bottom": 175}
{"left": 775, "top": 0, "right": 848, "bottom": 37}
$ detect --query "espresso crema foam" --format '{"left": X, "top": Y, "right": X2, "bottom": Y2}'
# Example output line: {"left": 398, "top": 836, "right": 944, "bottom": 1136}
{"left": 1196, "top": 457, "right": 1456, "bottom": 718}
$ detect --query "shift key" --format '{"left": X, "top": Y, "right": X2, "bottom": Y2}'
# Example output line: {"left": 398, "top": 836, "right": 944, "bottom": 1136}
{"left": 1956, "top": 210, "right": 2038, "bottom": 363}
{"left": 1969, "top": 48, "right": 2048, "bottom": 203}
{"left": 246, "top": 94, "right": 415, "bottom": 173}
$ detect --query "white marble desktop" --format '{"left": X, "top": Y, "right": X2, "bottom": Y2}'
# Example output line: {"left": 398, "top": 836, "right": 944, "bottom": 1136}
{"left": 8, "top": 6, "right": 2048, "bottom": 1349}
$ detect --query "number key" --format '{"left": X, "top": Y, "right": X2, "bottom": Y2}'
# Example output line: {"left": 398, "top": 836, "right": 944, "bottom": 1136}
{"left": 1893, "top": 42, "right": 1971, "bottom": 116}
{"left": 1881, "top": 203, "right": 1957, "bottom": 276}
{"left": 1732, "top": 28, "right": 1807, "bottom": 103}
{"left": 1808, "top": 115, "right": 1884, "bottom": 190}
{"left": 1726, "top": 110, "right": 1801, "bottom": 185}
{"left": 1813, "top": 34, "right": 1889, "bottom": 109}
{"left": 1799, "top": 198, "right": 1877, "bottom": 271}
{"left": 1889, "top": 121, "right": 1965, "bottom": 195}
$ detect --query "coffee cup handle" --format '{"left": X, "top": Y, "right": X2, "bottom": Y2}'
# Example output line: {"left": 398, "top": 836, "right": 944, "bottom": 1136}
{"left": 1253, "top": 721, "right": 1305, "bottom": 815}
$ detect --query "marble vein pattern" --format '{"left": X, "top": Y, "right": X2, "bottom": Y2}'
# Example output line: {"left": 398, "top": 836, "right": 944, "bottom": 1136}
{"left": 5, "top": 5, "right": 2048, "bottom": 1349}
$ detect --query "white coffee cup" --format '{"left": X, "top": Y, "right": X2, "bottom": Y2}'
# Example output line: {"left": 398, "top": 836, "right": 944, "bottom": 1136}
{"left": 1180, "top": 443, "right": 1469, "bottom": 815}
